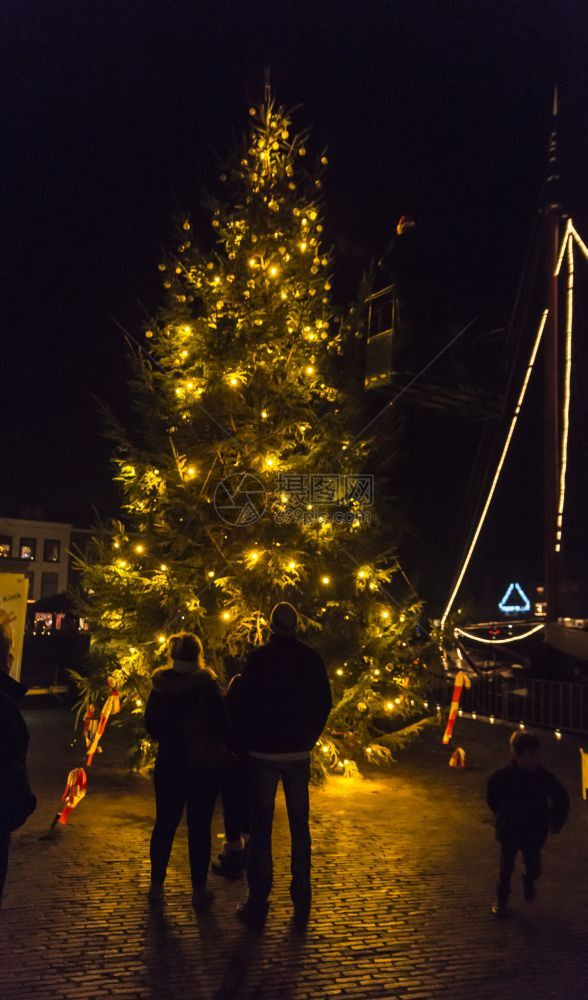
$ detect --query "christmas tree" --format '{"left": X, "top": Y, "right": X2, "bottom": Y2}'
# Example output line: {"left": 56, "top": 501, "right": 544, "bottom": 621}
{"left": 75, "top": 94, "right": 430, "bottom": 773}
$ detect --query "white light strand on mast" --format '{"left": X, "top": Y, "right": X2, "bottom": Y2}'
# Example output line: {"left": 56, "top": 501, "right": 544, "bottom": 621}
{"left": 554, "top": 218, "right": 572, "bottom": 276}
{"left": 555, "top": 233, "right": 574, "bottom": 553}
{"left": 440, "top": 310, "right": 549, "bottom": 629}
{"left": 571, "top": 225, "right": 588, "bottom": 261}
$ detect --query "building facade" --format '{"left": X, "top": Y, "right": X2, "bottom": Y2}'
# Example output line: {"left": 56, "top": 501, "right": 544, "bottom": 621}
{"left": 0, "top": 516, "right": 72, "bottom": 602}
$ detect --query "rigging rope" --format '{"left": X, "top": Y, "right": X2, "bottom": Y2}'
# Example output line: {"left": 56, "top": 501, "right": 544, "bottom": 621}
{"left": 440, "top": 309, "right": 548, "bottom": 628}
{"left": 447, "top": 209, "right": 544, "bottom": 619}
{"left": 442, "top": 221, "right": 588, "bottom": 630}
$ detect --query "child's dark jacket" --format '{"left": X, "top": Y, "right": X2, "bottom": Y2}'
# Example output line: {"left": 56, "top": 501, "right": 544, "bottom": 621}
{"left": 486, "top": 762, "right": 569, "bottom": 846}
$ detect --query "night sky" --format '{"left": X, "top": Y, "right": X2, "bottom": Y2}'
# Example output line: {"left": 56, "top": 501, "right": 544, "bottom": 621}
{"left": 3, "top": 1, "right": 587, "bottom": 614}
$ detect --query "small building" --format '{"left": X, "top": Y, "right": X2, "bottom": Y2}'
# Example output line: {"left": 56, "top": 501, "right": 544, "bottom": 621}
{"left": 0, "top": 516, "right": 94, "bottom": 690}
{"left": 0, "top": 516, "right": 72, "bottom": 602}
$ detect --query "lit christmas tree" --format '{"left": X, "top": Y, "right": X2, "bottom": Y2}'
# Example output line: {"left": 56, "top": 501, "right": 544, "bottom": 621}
{"left": 75, "top": 94, "right": 430, "bottom": 772}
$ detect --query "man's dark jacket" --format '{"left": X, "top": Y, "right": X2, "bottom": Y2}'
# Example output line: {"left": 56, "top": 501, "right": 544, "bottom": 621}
{"left": 144, "top": 667, "right": 228, "bottom": 771}
{"left": 227, "top": 634, "right": 332, "bottom": 754}
{"left": 0, "top": 672, "right": 35, "bottom": 832}
{"left": 486, "top": 762, "right": 570, "bottom": 845}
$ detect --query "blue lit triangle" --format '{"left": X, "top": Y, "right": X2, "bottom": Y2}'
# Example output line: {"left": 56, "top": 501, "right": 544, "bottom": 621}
{"left": 498, "top": 582, "right": 531, "bottom": 614}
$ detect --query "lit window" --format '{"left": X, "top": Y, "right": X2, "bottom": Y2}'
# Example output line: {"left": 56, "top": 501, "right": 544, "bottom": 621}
{"left": 34, "top": 612, "right": 53, "bottom": 635}
{"left": 0, "top": 535, "right": 11, "bottom": 558}
{"left": 20, "top": 538, "right": 37, "bottom": 561}
{"left": 43, "top": 539, "right": 60, "bottom": 563}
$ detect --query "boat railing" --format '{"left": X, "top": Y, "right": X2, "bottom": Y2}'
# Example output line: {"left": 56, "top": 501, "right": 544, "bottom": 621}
{"left": 456, "top": 675, "right": 588, "bottom": 735}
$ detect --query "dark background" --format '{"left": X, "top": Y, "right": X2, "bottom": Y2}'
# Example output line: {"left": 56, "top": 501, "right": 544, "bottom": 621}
{"left": 2, "top": 0, "right": 587, "bottom": 615}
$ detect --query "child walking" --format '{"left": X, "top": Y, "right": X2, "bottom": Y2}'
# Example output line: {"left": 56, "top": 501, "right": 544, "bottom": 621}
{"left": 487, "top": 731, "right": 569, "bottom": 916}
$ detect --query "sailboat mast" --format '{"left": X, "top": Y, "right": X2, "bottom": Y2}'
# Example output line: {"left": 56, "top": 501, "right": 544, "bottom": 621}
{"left": 544, "top": 88, "right": 560, "bottom": 622}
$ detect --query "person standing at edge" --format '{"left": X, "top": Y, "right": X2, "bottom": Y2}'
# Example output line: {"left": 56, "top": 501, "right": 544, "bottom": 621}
{"left": 145, "top": 632, "right": 231, "bottom": 910}
{"left": 487, "top": 731, "right": 569, "bottom": 916}
{"left": 229, "top": 602, "right": 332, "bottom": 929}
{"left": 0, "top": 622, "right": 36, "bottom": 907}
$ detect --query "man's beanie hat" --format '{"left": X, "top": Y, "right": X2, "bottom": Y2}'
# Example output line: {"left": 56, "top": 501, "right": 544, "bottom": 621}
{"left": 269, "top": 601, "right": 298, "bottom": 635}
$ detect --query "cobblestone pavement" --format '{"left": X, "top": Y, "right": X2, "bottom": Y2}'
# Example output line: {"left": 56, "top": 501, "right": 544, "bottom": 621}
{"left": 1, "top": 708, "right": 588, "bottom": 999}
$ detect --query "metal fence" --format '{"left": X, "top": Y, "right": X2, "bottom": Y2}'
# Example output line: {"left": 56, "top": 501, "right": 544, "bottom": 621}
{"left": 458, "top": 675, "right": 588, "bottom": 735}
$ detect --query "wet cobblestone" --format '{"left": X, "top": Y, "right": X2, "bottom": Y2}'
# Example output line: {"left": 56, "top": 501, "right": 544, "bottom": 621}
{"left": 1, "top": 709, "right": 587, "bottom": 998}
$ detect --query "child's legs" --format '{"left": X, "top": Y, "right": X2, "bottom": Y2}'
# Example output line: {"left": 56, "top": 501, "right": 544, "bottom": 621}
{"left": 497, "top": 843, "right": 517, "bottom": 903}
{"left": 521, "top": 843, "right": 542, "bottom": 884}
